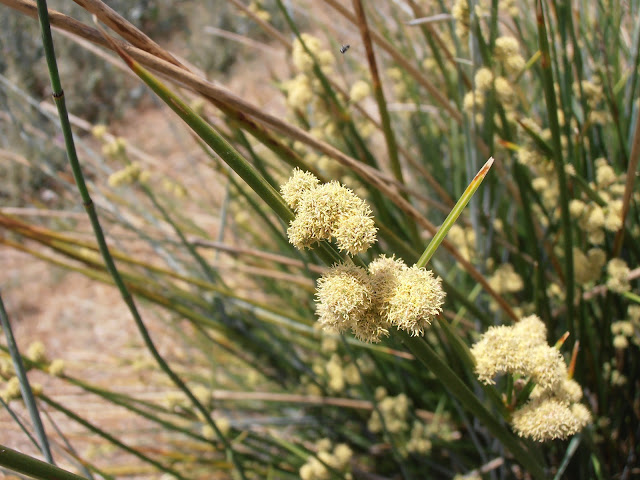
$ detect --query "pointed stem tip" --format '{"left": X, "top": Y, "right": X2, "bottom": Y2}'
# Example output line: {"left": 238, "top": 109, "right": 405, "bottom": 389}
{"left": 479, "top": 156, "right": 494, "bottom": 177}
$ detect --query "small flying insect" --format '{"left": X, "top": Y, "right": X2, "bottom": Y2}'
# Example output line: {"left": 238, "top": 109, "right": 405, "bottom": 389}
{"left": 340, "top": 44, "right": 350, "bottom": 54}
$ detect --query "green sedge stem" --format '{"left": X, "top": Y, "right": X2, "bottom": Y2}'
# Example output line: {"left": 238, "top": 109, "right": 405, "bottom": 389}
{"left": 34, "top": 4, "right": 248, "bottom": 477}
{"left": 0, "top": 443, "right": 87, "bottom": 480}
{"left": 417, "top": 157, "right": 494, "bottom": 268}
{"left": 0, "top": 293, "right": 53, "bottom": 463}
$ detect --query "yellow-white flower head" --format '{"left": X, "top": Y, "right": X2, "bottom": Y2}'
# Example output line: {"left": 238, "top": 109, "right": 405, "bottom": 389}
{"left": 315, "top": 263, "right": 373, "bottom": 334}
{"left": 382, "top": 265, "right": 445, "bottom": 337}
{"left": 292, "top": 34, "right": 323, "bottom": 73}
{"left": 282, "top": 169, "right": 377, "bottom": 255}
{"left": 471, "top": 315, "right": 566, "bottom": 390}
{"left": 512, "top": 396, "right": 591, "bottom": 442}
{"left": 349, "top": 80, "right": 371, "bottom": 102}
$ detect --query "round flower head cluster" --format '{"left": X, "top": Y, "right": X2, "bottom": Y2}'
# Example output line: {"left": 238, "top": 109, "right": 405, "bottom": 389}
{"left": 494, "top": 36, "right": 525, "bottom": 75}
{"left": 452, "top": 0, "right": 470, "bottom": 39}
{"left": 573, "top": 247, "right": 606, "bottom": 286}
{"left": 471, "top": 315, "right": 592, "bottom": 441}
{"left": 471, "top": 315, "right": 566, "bottom": 389}
{"left": 282, "top": 168, "right": 377, "bottom": 255}
{"left": 27, "top": 341, "right": 47, "bottom": 363}
{"left": 299, "top": 439, "right": 352, "bottom": 480}
{"left": 567, "top": 158, "right": 626, "bottom": 244}
{"left": 292, "top": 34, "right": 334, "bottom": 74}
{"left": 285, "top": 74, "right": 313, "bottom": 110}
{"left": 511, "top": 396, "right": 592, "bottom": 442}
{"left": 316, "top": 256, "right": 445, "bottom": 342}
{"left": 606, "top": 258, "right": 631, "bottom": 293}
{"left": 247, "top": 1, "right": 270, "bottom": 22}
{"left": 108, "top": 162, "right": 148, "bottom": 188}
{"left": 349, "top": 80, "right": 371, "bottom": 103}
{"left": 368, "top": 389, "right": 411, "bottom": 434}
{"left": 488, "top": 263, "right": 524, "bottom": 294}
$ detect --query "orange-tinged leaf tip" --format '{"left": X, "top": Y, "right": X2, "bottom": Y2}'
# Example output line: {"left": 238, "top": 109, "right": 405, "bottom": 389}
{"left": 477, "top": 156, "right": 494, "bottom": 179}
{"left": 497, "top": 139, "right": 520, "bottom": 151}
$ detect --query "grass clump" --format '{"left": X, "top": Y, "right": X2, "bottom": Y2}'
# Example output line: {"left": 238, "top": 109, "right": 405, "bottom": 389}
{"left": 0, "top": 0, "right": 638, "bottom": 479}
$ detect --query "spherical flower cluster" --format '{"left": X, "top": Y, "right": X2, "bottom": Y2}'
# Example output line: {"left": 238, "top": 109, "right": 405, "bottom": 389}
{"left": 501, "top": 0, "right": 520, "bottom": 16}
{"left": 494, "top": 76, "right": 516, "bottom": 107}
{"left": 285, "top": 74, "right": 314, "bottom": 110}
{"left": 606, "top": 258, "right": 631, "bottom": 293}
{"left": 299, "top": 439, "right": 352, "bottom": 480}
{"left": 474, "top": 67, "right": 494, "bottom": 92}
{"left": 446, "top": 224, "right": 476, "bottom": 262}
{"left": 471, "top": 315, "right": 566, "bottom": 389}
{"left": 349, "top": 80, "right": 371, "bottom": 103}
{"left": 315, "top": 256, "right": 445, "bottom": 342}
{"left": 324, "top": 353, "right": 361, "bottom": 392}
{"left": 612, "top": 317, "right": 638, "bottom": 349}
{"left": 26, "top": 341, "right": 47, "bottom": 363}
{"left": 91, "top": 124, "right": 107, "bottom": 140}
{"left": 471, "top": 315, "right": 592, "bottom": 441}
{"left": 452, "top": 0, "right": 470, "bottom": 39}
{"left": 292, "top": 34, "right": 334, "bottom": 74}
{"left": 47, "top": 359, "right": 66, "bottom": 377}
{"left": 406, "top": 421, "right": 433, "bottom": 455}
{"left": 368, "top": 390, "right": 411, "bottom": 434}
{"left": 512, "top": 397, "right": 592, "bottom": 442}
{"left": 282, "top": 169, "right": 377, "bottom": 255}
{"left": 247, "top": 1, "right": 271, "bottom": 22}
{"left": 285, "top": 35, "right": 340, "bottom": 139}
{"left": 567, "top": 158, "right": 626, "bottom": 245}
{"left": 494, "top": 36, "right": 525, "bottom": 75}
{"left": 202, "top": 416, "right": 231, "bottom": 439}
{"left": 101, "top": 136, "right": 127, "bottom": 158}
{"left": 379, "top": 264, "right": 445, "bottom": 337}
{"left": 1, "top": 376, "right": 22, "bottom": 402}
{"left": 488, "top": 263, "right": 524, "bottom": 294}
{"left": 108, "top": 162, "right": 146, "bottom": 188}
{"left": 0, "top": 357, "right": 14, "bottom": 377}
{"left": 573, "top": 247, "right": 606, "bottom": 285}
{"left": 574, "top": 79, "right": 604, "bottom": 108}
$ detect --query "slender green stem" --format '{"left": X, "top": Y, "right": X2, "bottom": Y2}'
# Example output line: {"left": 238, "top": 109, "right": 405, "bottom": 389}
{"left": 0, "top": 397, "right": 41, "bottom": 453}
{"left": 0, "top": 443, "right": 87, "bottom": 480}
{"left": 536, "top": 0, "right": 575, "bottom": 333}
{"left": 416, "top": 157, "right": 494, "bottom": 268}
{"left": 0, "top": 292, "right": 53, "bottom": 463}
{"left": 33, "top": 3, "right": 247, "bottom": 477}
{"left": 38, "top": 395, "right": 193, "bottom": 480}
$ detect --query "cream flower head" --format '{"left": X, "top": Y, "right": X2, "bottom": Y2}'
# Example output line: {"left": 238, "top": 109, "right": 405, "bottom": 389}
{"left": 282, "top": 169, "right": 377, "bottom": 255}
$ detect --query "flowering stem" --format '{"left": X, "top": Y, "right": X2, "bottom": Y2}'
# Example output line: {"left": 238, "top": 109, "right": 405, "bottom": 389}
{"left": 416, "top": 157, "right": 494, "bottom": 268}
{"left": 400, "top": 332, "right": 547, "bottom": 479}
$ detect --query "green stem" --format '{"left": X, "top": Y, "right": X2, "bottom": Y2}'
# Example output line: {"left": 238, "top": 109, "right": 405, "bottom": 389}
{"left": 38, "top": 395, "right": 192, "bottom": 480}
{"left": 33, "top": 3, "right": 247, "bottom": 477}
{"left": 0, "top": 443, "right": 87, "bottom": 480}
{"left": 416, "top": 157, "right": 494, "bottom": 268}
{"left": 536, "top": 0, "right": 575, "bottom": 333}
{"left": 0, "top": 292, "right": 53, "bottom": 463}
